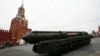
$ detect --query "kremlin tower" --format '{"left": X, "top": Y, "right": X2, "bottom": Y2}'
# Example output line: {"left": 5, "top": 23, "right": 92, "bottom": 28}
{"left": 0, "top": 2, "right": 31, "bottom": 45}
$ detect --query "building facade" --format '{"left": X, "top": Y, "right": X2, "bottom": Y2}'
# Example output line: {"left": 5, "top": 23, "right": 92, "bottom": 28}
{"left": 92, "top": 26, "right": 100, "bottom": 38}
{"left": 0, "top": 3, "right": 31, "bottom": 45}
{"left": 96, "top": 26, "right": 100, "bottom": 37}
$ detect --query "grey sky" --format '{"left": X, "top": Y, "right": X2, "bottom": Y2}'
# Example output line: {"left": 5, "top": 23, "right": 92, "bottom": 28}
{"left": 0, "top": 0, "right": 100, "bottom": 33}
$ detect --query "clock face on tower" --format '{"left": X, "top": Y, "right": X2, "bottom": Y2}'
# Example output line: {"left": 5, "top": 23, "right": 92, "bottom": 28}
{"left": 18, "top": 9, "right": 24, "bottom": 17}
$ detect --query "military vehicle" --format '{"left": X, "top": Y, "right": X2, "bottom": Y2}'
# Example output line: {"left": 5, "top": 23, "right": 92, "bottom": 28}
{"left": 23, "top": 31, "right": 92, "bottom": 55}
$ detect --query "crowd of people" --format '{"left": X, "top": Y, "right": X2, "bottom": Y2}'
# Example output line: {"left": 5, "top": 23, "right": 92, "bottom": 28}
{"left": 0, "top": 39, "right": 25, "bottom": 49}
{"left": 0, "top": 41, "right": 14, "bottom": 49}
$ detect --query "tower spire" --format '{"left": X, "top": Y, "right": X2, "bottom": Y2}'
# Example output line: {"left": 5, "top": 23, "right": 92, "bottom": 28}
{"left": 21, "top": 0, "right": 24, "bottom": 8}
{"left": 98, "top": 25, "right": 100, "bottom": 31}
{"left": 15, "top": 0, "right": 25, "bottom": 19}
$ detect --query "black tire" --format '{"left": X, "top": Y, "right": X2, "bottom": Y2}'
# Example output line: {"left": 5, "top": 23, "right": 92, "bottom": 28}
{"left": 33, "top": 45, "right": 38, "bottom": 53}
{"left": 64, "top": 45, "right": 70, "bottom": 53}
{"left": 56, "top": 46, "right": 64, "bottom": 56}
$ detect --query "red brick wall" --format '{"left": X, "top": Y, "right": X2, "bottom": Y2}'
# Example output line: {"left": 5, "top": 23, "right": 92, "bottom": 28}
{"left": 0, "top": 30, "right": 11, "bottom": 42}
{"left": 15, "top": 28, "right": 31, "bottom": 43}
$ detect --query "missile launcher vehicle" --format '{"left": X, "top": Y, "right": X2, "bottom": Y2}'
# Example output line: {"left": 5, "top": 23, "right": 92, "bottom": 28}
{"left": 23, "top": 31, "right": 92, "bottom": 55}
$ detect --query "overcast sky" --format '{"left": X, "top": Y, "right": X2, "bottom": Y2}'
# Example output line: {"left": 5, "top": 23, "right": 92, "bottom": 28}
{"left": 0, "top": 0, "right": 100, "bottom": 33}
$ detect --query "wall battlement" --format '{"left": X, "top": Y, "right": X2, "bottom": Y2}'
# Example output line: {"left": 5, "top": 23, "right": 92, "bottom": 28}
{"left": 0, "top": 29, "right": 10, "bottom": 33}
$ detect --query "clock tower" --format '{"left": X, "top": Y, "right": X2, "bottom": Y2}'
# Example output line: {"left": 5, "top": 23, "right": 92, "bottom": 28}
{"left": 10, "top": 2, "right": 31, "bottom": 44}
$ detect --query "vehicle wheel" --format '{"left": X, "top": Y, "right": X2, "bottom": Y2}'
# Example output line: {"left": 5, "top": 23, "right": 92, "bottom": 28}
{"left": 33, "top": 45, "right": 38, "bottom": 53}
{"left": 56, "top": 46, "right": 64, "bottom": 56}
{"left": 64, "top": 45, "right": 70, "bottom": 53}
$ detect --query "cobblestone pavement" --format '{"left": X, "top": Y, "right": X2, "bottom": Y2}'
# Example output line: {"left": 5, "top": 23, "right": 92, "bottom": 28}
{"left": 0, "top": 38, "right": 100, "bottom": 56}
